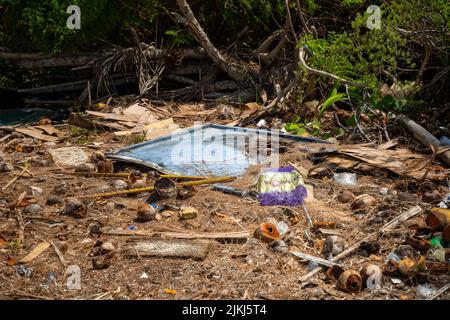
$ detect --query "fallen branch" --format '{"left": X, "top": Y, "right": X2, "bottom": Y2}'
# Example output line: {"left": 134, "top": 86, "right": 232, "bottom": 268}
{"left": 298, "top": 47, "right": 365, "bottom": 88}
{"left": 176, "top": 0, "right": 248, "bottom": 81}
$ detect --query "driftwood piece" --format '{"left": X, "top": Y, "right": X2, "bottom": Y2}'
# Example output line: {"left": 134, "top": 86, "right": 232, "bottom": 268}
{"left": 299, "top": 206, "right": 422, "bottom": 283}
{"left": 123, "top": 239, "right": 210, "bottom": 260}
{"left": 399, "top": 115, "right": 450, "bottom": 166}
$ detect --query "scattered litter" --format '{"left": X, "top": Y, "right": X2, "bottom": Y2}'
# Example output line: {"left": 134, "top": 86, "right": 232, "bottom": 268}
{"left": 136, "top": 203, "right": 157, "bottom": 222}
{"left": 140, "top": 272, "right": 149, "bottom": 279}
{"left": 128, "top": 225, "right": 138, "bottom": 231}
{"left": 437, "top": 193, "right": 450, "bottom": 209}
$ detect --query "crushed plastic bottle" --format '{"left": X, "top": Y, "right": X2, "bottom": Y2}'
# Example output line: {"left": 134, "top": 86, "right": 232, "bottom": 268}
{"left": 276, "top": 221, "right": 289, "bottom": 235}
{"left": 415, "top": 284, "right": 436, "bottom": 299}
{"left": 333, "top": 173, "right": 357, "bottom": 186}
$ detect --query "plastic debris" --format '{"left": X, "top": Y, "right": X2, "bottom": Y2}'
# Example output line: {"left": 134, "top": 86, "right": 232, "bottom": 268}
{"left": 253, "top": 222, "right": 281, "bottom": 243}
{"left": 337, "top": 270, "right": 363, "bottom": 293}
{"left": 16, "top": 265, "right": 33, "bottom": 278}
{"left": 439, "top": 136, "right": 450, "bottom": 145}
{"left": 257, "top": 167, "right": 307, "bottom": 206}
{"left": 416, "top": 284, "right": 436, "bottom": 299}
{"left": 333, "top": 173, "right": 357, "bottom": 186}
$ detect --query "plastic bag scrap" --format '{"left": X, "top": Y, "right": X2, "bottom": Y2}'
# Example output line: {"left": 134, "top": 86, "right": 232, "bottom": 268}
{"left": 257, "top": 166, "right": 307, "bottom": 206}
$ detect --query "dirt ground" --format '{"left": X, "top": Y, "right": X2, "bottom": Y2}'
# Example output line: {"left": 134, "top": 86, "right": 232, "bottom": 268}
{"left": 0, "top": 119, "right": 449, "bottom": 300}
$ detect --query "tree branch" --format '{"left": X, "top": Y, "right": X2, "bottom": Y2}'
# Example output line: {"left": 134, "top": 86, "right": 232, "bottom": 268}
{"left": 176, "top": 0, "right": 248, "bottom": 81}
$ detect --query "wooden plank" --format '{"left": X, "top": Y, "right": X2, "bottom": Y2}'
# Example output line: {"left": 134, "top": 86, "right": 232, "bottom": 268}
{"left": 86, "top": 111, "right": 136, "bottom": 122}
{"left": 34, "top": 125, "right": 63, "bottom": 137}
{"left": 15, "top": 127, "right": 59, "bottom": 142}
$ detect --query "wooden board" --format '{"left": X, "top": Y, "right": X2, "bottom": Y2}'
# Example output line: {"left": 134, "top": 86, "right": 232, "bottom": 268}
{"left": 15, "top": 127, "right": 59, "bottom": 142}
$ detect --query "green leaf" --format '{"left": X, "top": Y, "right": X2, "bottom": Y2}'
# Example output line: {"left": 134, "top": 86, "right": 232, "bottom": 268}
{"left": 320, "top": 93, "right": 347, "bottom": 115}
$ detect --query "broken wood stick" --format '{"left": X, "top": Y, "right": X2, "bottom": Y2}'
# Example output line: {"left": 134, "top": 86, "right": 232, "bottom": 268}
{"left": 77, "top": 176, "right": 236, "bottom": 199}
{"left": 426, "top": 283, "right": 450, "bottom": 300}
{"left": 398, "top": 115, "right": 450, "bottom": 166}
{"left": 2, "top": 167, "right": 28, "bottom": 191}
{"left": 290, "top": 251, "right": 341, "bottom": 268}
{"left": 299, "top": 205, "right": 422, "bottom": 283}
{"left": 49, "top": 240, "right": 67, "bottom": 267}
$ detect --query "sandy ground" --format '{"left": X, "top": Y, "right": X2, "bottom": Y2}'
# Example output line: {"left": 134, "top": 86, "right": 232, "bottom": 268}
{"left": 0, "top": 122, "right": 448, "bottom": 300}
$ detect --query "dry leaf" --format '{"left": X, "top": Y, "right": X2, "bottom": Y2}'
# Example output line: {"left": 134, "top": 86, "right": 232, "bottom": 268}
{"left": 0, "top": 236, "right": 6, "bottom": 247}
{"left": 19, "top": 242, "right": 50, "bottom": 263}
{"left": 7, "top": 257, "right": 17, "bottom": 266}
